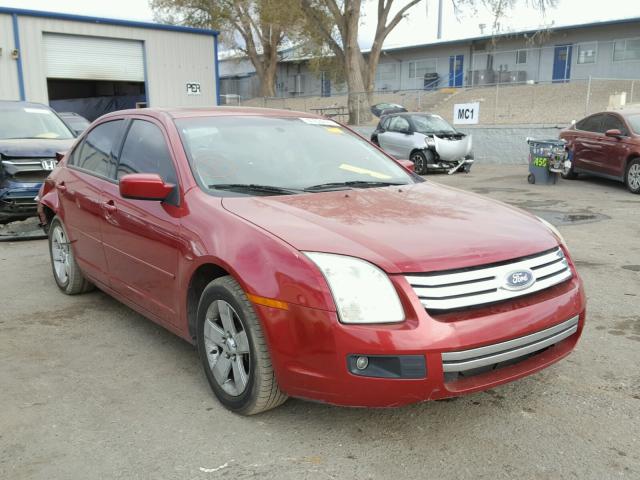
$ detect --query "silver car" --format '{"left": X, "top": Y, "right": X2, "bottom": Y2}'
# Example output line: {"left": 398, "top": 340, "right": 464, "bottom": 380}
{"left": 371, "top": 113, "right": 473, "bottom": 175}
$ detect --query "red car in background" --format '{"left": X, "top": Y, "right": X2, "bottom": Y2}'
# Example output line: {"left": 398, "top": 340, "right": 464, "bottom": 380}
{"left": 38, "top": 107, "right": 585, "bottom": 415}
{"left": 560, "top": 109, "right": 640, "bottom": 193}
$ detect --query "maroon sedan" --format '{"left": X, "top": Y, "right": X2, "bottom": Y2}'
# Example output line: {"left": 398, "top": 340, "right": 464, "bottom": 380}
{"left": 560, "top": 109, "right": 640, "bottom": 193}
{"left": 38, "top": 108, "right": 585, "bottom": 414}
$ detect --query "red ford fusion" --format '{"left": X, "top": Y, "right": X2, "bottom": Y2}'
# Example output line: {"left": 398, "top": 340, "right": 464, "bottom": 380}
{"left": 38, "top": 107, "right": 585, "bottom": 415}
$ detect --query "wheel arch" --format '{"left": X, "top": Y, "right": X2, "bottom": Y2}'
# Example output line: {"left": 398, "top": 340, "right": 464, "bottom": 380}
{"left": 186, "top": 262, "right": 232, "bottom": 341}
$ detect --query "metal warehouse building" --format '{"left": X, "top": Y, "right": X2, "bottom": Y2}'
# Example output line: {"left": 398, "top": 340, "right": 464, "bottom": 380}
{"left": 0, "top": 7, "right": 220, "bottom": 119}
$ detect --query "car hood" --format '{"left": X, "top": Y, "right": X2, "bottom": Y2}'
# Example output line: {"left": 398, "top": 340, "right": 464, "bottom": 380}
{"left": 0, "top": 139, "right": 74, "bottom": 158}
{"left": 221, "top": 182, "right": 559, "bottom": 274}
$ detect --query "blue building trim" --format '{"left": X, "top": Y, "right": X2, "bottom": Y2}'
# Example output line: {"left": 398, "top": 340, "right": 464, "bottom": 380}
{"left": 214, "top": 34, "right": 221, "bottom": 106}
{"left": 11, "top": 13, "right": 26, "bottom": 101}
{"left": 142, "top": 42, "right": 150, "bottom": 106}
{"left": 0, "top": 7, "right": 219, "bottom": 36}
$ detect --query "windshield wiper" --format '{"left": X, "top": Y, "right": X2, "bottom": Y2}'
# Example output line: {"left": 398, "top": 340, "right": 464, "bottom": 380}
{"left": 208, "top": 183, "right": 304, "bottom": 195}
{"left": 304, "top": 180, "right": 407, "bottom": 192}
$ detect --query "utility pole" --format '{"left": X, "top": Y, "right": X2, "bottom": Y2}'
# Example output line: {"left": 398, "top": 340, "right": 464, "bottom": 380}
{"left": 437, "top": 0, "right": 443, "bottom": 39}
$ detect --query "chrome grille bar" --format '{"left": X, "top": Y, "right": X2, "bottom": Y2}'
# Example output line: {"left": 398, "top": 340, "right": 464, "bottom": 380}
{"left": 405, "top": 247, "right": 572, "bottom": 311}
{"left": 441, "top": 315, "right": 579, "bottom": 373}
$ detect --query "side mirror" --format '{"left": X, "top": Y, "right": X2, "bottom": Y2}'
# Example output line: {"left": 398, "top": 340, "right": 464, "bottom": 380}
{"left": 605, "top": 129, "right": 623, "bottom": 138}
{"left": 397, "top": 159, "right": 415, "bottom": 172}
{"left": 119, "top": 173, "right": 174, "bottom": 201}
{"left": 400, "top": 128, "right": 412, "bottom": 135}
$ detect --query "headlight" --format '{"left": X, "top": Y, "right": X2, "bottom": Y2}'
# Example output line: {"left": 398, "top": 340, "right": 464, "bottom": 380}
{"left": 537, "top": 217, "right": 567, "bottom": 247}
{"left": 425, "top": 136, "right": 436, "bottom": 148}
{"left": 304, "top": 252, "right": 405, "bottom": 324}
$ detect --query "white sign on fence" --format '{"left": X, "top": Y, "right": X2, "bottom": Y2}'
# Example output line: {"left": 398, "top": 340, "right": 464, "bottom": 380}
{"left": 453, "top": 102, "right": 480, "bottom": 124}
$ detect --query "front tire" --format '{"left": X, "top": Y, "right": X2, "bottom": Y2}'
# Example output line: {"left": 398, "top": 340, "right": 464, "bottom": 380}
{"left": 48, "top": 216, "right": 93, "bottom": 295}
{"left": 411, "top": 150, "right": 433, "bottom": 175}
{"left": 625, "top": 158, "right": 640, "bottom": 194}
{"left": 196, "top": 276, "right": 287, "bottom": 415}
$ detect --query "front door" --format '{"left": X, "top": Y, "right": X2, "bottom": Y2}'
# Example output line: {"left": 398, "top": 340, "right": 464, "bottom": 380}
{"left": 552, "top": 45, "right": 572, "bottom": 83}
{"left": 100, "top": 118, "right": 182, "bottom": 326}
{"left": 595, "top": 114, "right": 631, "bottom": 178}
{"left": 449, "top": 55, "right": 464, "bottom": 87}
{"left": 378, "top": 116, "right": 413, "bottom": 159}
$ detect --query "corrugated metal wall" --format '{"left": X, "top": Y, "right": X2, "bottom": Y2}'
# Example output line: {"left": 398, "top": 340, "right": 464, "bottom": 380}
{"left": 0, "top": 13, "right": 21, "bottom": 101}
{"left": 6, "top": 14, "right": 216, "bottom": 107}
{"left": 43, "top": 33, "right": 145, "bottom": 81}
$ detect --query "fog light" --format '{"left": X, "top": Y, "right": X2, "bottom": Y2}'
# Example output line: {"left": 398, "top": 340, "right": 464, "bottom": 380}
{"left": 355, "top": 356, "right": 369, "bottom": 370}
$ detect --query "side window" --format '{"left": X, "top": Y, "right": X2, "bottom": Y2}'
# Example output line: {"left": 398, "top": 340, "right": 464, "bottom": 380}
{"left": 117, "top": 120, "right": 177, "bottom": 184}
{"left": 601, "top": 115, "right": 627, "bottom": 135}
{"left": 73, "top": 120, "right": 123, "bottom": 177}
{"left": 381, "top": 117, "right": 391, "bottom": 130}
{"left": 389, "top": 116, "right": 410, "bottom": 132}
{"left": 577, "top": 115, "right": 603, "bottom": 133}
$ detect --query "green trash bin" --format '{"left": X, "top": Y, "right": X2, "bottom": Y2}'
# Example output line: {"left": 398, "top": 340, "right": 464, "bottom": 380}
{"left": 526, "top": 139, "right": 567, "bottom": 185}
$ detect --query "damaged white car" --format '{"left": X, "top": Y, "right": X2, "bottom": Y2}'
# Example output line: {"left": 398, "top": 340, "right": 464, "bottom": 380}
{"left": 371, "top": 112, "right": 473, "bottom": 175}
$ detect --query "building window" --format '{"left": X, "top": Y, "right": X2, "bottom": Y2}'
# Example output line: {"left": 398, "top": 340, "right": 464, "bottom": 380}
{"left": 613, "top": 37, "right": 640, "bottom": 62}
{"left": 577, "top": 42, "right": 597, "bottom": 64}
{"left": 515, "top": 49, "right": 527, "bottom": 64}
{"left": 375, "top": 63, "right": 398, "bottom": 87}
{"left": 408, "top": 59, "right": 437, "bottom": 79}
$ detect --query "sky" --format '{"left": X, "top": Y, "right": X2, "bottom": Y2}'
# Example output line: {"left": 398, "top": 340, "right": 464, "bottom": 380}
{"left": 1, "top": 0, "right": 639, "bottom": 50}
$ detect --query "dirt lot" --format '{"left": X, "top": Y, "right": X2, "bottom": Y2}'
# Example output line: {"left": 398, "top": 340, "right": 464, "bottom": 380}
{"left": 1, "top": 165, "right": 639, "bottom": 480}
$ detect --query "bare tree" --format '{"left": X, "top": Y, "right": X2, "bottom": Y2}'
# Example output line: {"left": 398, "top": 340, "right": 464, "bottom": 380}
{"left": 299, "top": 0, "right": 422, "bottom": 123}
{"left": 151, "top": 0, "right": 302, "bottom": 97}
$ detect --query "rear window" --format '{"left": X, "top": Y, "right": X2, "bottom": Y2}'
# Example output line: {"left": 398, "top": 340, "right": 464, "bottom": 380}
{"left": 71, "top": 120, "right": 123, "bottom": 178}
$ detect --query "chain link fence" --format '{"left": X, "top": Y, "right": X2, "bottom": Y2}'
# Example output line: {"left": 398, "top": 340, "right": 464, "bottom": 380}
{"left": 232, "top": 77, "right": 638, "bottom": 126}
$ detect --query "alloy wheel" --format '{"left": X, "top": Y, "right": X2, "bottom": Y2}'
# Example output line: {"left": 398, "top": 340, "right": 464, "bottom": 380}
{"left": 629, "top": 164, "right": 640, "bottom": 191}
{"left": 411, "top": 154, "right": 425, "bottom": 174}
{"left": 203, "top": 300, "right": 251, "bottom": 396}
{"left": 51, "top": 224, "right": 70, "bottom": 285}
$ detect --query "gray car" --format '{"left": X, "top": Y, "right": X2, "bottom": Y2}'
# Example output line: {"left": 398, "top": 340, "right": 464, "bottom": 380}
{"left": 371, "top": 113, "right": 473, "bottom": 175}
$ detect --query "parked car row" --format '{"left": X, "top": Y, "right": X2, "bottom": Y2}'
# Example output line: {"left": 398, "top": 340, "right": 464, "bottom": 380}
{"left": 0, "top": 101, "right": 90, "bottom": 224}
{"left": 36, "top": 106, "right": 585, "bottom": 415}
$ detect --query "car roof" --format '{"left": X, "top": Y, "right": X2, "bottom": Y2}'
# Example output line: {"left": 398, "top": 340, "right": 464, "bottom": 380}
{"left": 99, "top": 106, "right": 326, "bottom": 121}
{"left": 0, "top": 100, "right": 51, "bottom": 110}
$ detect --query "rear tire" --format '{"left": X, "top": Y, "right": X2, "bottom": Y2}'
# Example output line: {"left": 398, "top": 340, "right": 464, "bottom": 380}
{"left": 48, "top": 216, "right": 94, "bottom": 295}
{"left": 527, "top": 173, "right": 535, "bottom": 184}
{"left": 196, "top": 276, "right": 287, "bottom": 415}
{"left": 625, "top": 158, "right": 640, "bottom": 194}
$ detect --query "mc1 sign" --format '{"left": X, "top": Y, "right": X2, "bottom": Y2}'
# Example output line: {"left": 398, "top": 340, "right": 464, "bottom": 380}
{"left": 453, "top": 102, "right": 480, "bottom": 125}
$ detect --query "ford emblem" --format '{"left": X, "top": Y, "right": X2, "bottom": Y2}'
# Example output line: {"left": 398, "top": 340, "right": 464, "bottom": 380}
{"left": 503, "top": 269, "right": 535, "bottom": 291}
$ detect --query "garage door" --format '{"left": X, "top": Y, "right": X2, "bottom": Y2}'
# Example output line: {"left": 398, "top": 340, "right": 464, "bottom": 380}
{"left": 43, "top": 33, "right": 145, "bottom": 82}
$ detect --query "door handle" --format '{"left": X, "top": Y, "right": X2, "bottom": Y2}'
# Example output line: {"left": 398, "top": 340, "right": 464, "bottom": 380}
{"left": 102, "top": 201, "right": 117, "bottom": 214}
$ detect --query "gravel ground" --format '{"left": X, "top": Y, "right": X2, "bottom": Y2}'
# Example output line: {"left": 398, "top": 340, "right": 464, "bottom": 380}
{"left": 1, "top": 165, "right": 639, "bottom": 480}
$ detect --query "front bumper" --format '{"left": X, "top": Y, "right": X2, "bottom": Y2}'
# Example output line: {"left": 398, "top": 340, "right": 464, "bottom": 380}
{"left": 255, "top": 273, "right": 585, "bottom": 407}
{"left": 0, "top": 180, "right": 42, "bottom": 222}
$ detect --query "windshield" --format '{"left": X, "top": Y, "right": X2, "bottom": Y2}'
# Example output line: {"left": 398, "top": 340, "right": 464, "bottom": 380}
{"left": 176, "top": 116, "right": 415, "bottom": 195}
{"left": 410, "top": 114, "right": 456, "bottom": 134}
{"left": 627, "top": 114, "right": 640, "bottom": 134}
{"left": 0, "top": 106, "right": 74, "bottom": 140}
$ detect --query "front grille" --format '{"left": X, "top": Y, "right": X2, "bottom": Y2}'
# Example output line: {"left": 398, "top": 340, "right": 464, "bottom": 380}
{"left": 441, "top": 315, "right": 579, "bottom": 374}
{"left": 405, "top": 247, "right": 572, "bottom": 312}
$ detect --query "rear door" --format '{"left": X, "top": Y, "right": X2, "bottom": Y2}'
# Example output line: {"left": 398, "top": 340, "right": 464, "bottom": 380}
{"left": 100, "top": 118, "right": 182, "bottom": 326}
{"left": 58, "top": 120, "right": 125, "bottom": 283}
